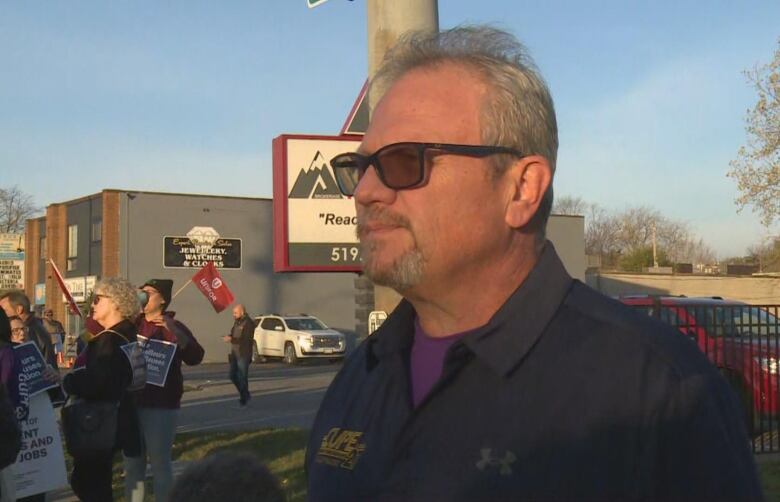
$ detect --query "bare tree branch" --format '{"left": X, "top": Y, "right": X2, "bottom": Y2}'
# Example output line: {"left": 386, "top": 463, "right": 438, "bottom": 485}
{"left": 0, "top": 186, "right": 40, "bottom": 232}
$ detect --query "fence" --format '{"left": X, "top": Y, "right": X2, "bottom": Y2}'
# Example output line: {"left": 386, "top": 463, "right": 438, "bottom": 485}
{"left": 628, "top": 300, "right": 780, "bottom": 454}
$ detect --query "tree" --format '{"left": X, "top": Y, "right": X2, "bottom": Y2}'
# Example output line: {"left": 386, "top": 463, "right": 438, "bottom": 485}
{"left": 556, "top": 194, "right": 716, "bottom": 271}
{"left": 619, "top": 246, "right": 672, "bottom": 273}
{"left": 552, "top": 195, "right": 589, "bottom": 216}
{"left": 745, "top": 237, "right": 780, "bottom": 272}
{"left": 728, "top": 38, "right": 780, "bottom": 226}
{"left": 0, "top": 186, "right": 39, "bottom": 232}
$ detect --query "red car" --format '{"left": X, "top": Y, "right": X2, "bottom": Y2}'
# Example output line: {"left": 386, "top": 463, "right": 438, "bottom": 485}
{"left": 620, "top": 295, "right": 780, "bottom": 422}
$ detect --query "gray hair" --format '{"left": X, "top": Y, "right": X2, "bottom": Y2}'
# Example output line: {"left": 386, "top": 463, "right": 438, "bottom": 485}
{"left": 372, "top": 25, "right": 558, "bottom": 237}
{"left": 94, "top": 277, "right": 140, "bottom": 319}
{"left": 0, "top": 290, "right": 31, "bottom": 314}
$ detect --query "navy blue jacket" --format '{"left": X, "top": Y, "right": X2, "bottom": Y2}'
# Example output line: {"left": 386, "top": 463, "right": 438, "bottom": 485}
{"left": 306, "top": 244, "right": 762, "bottom": 501}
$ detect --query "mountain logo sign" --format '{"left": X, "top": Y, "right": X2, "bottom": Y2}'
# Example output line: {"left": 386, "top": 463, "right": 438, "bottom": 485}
{"left": 289, "top": 151, "right": 343, "bottom": 199}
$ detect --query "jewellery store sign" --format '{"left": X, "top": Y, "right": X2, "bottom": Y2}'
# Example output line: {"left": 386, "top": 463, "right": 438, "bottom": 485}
{"left": 163, "top": 226, "right": 242, "bottom": 269}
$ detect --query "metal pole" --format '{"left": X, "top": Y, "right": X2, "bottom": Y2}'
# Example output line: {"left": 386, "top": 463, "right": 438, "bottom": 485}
{"left": 367, "top": 0, "right": 439, "bottom": 113}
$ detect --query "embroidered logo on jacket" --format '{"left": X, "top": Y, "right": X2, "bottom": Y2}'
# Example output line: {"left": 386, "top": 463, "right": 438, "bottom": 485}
{"left": 315, "top": 428, "right": 366, "bottom": 469}
{"left": 476, "top": 448, "right": 516, "bottom": 476}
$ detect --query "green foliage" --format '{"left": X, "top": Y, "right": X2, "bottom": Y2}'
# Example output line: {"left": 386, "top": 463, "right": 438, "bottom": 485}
{"left": 618, "top": 246, "right": 671, "bottom": 272}
{"left": 728, "top": 38, "right": 780, "bottom": 226}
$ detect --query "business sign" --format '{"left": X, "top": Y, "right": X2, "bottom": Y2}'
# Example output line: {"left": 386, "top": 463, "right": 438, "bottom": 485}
{"left": 272, "top": 134, "right": 362, "bottom": 272}
{"left": 34, "top": 283, "right": 46, "bottom": 305}
{"left": 12, "top": 393, "right": 68, "bottom": 498}
{"left": 0, "top": 233, "right": 24, "bottom": 290}
{"left": 163, "top": 237, "right": 242, "bottom": 269}
{"left": 61, "top": 276, "right": 97, "bottom": 303}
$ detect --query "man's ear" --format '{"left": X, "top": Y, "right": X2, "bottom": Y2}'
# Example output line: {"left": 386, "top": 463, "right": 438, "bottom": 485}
{"left": 504, "top": 156, "right": 552, "bottom": 229}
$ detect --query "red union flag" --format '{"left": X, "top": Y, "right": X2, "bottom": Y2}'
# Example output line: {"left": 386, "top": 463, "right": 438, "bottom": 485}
{"left": 49, "top": 259, "right": 83, "bottom": 318}
{"left": 192, "top": 262, "right": 234, "bottom": 313}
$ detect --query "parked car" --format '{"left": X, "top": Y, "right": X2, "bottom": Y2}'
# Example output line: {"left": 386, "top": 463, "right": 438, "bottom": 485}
{"left": 253, "top": 314, "right": 346, "bottom": 365}
{"left": 620, "top": 295, "right": 780, "bottom": 420}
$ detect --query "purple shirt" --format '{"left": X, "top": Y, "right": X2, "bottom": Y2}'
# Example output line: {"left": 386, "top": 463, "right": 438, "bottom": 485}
{"left": 410, "top": 319, "right": 474, "bottom": 408}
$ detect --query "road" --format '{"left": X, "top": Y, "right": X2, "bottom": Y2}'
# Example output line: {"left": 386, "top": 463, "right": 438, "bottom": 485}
{"left": 177, "top": 361, "right": 340, "bottom": 432}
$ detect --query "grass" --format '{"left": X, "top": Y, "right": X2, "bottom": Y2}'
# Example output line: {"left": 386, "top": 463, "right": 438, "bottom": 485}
{"left": 59, "top": 428, "right": 307, "bottom": 501}
{"left": 66, "top": 429, "right": 780, "bottom": 501}
{"left": 760, "top": 460, "right": 780, "bottom": 502}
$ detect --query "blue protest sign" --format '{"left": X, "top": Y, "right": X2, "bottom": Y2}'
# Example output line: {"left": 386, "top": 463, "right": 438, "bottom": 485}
{"left": 137, "top": 336, "right": 177, "bottom": 387}
{"left": 13, "top": 342, "right": 58, "bottom": 397}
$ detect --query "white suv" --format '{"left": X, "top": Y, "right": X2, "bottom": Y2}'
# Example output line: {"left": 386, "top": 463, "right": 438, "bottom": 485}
{"left": 252, "top": 314, "right": 346, "bottom": 364}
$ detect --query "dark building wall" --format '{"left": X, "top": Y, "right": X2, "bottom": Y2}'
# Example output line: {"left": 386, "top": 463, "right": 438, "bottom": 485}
{"left": 65, "top": 195, "right": 102, "bottom": 278}
{"left": 120, "top": 191, "right": 357, "bottom": 362}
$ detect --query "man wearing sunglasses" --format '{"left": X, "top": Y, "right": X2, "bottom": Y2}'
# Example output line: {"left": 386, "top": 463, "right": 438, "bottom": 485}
{"left": 306, "top": 26, "right": 760, "bottom": 501}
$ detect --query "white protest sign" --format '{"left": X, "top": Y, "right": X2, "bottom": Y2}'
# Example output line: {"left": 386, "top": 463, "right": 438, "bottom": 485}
{"left": 12, "top": 393, "right": 68, "bottom": 498}
{"left": 137, "top": 335, "right": 177, "bottom": 387}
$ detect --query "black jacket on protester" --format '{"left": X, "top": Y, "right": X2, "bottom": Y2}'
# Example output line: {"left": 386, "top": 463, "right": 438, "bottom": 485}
{"left": 0, "top": 384, "right": 20, "bottom": 469}
{"left": 62, "top": 318, "right": 141, "bottom": 456}
{"left": 230, "top": 314, "right": 256, "bottom": 361}
{"left": 25, "top": 315, "right": 57, "bottom": 368}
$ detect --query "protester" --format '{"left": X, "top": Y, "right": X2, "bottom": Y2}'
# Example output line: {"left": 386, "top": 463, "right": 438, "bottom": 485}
{"left": 7, "top": 313, "right": 62, "bottom": 502}
{"left": 41, "top": 309, "right": 66, "bottom": 363}
{"left": 168, "top": 452, "right": 284, "bottom": 502}
{"left": 124, "top": 279, "right": 204, "bottom": 502}
{"left": 8, "top": 316, "right": 26, "bottom": 344}
{"left": 62, "top": 278, "right": 142, "bottom": 502}
{"left": 0, "top": 311, "right": 23, "bottom": 502}
{"left": 308, "top": 25, "right": 762, "bottom": 500}
{"left": 222, "top": 304, "right": 254, "bottom": 407}
{"left": 0, "top": 292, "right": 57, "bottom": 369}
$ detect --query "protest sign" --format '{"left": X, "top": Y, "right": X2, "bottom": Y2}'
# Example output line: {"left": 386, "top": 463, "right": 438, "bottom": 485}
{"left": 12, "top": 393, "right": 68, "bottom": 498}
{"left": 13, "top": 342, "right": 58, "bottom": 397}
{"left": 136, "top": 335, "right": 178, "bottom": 387}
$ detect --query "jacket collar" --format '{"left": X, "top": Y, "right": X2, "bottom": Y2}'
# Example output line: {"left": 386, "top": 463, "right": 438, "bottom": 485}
{"left": 367, "top": 242, "right": 574, "bottom": 376}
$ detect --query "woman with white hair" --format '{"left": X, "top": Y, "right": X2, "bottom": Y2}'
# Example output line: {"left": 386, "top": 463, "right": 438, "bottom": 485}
{"left": 62, "top": 277, "right": 142, "bottom": 502}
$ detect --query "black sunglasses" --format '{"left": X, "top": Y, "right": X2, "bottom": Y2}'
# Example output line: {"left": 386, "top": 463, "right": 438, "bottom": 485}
{"left": 92, "top": 294, "right": 110, "bottom": 306}
{"left": 330, "top": 142, "right": 525, "bottom": 196}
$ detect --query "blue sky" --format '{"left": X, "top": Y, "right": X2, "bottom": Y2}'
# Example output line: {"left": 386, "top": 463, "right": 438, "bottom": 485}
{"left": 1, "top": 1, "right": 778, "bottom": 257}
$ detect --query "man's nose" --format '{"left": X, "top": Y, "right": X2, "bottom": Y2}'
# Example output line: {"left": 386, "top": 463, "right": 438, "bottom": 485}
{"left": 354, "top": 166, "right": 397, "bottom": 207}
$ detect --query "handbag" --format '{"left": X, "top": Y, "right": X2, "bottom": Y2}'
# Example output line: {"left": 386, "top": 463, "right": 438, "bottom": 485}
{"left": 61, "top": 397, "right": 118, "bottom": 457}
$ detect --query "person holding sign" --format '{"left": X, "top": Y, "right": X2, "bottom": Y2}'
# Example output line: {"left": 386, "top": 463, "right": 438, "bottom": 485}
{"left": 0, "top": 293, "right": 57, "bottom": 371}
{"left": 61, "top": 278, "right": 143, "bottom": 502}
{"left": 124, "top": 279, "right": 204, "bottom": 502}
{"left": 3, "top": 314, "right": 67, "bottom": 501}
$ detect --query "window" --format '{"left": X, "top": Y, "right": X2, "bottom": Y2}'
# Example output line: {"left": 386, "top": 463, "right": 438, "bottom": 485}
{"left": 91, "top": 221, "right": 102, "bottom": 242}
{"left": 261, "top": 318, "right": 284, "bottom": 331}
{"left": 39, "top": 236, "right": 47, "bottom": 259}
{"left": 286, "top": 318, "right": 327, "bottom": 331}
{"left": 67, "top": 225, "right": 78, "bottom": 271}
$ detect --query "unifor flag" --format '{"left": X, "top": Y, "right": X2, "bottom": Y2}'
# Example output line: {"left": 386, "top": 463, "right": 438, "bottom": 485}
{"left": 192, "top": 261, "right": 235, "bottom": 313}
{"left": 49, "top": 259, "right": 83, "bottom": 318}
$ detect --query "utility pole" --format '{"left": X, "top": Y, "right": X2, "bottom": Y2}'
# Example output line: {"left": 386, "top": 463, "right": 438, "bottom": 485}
{"left": 356, "top": 1, "right": 439, "bottom": 334}
{"left": 366, "top": 0, "right": 439, "bottom": 111}
{"left": 652, "top": 223, "right": 659, "bottom": 268}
